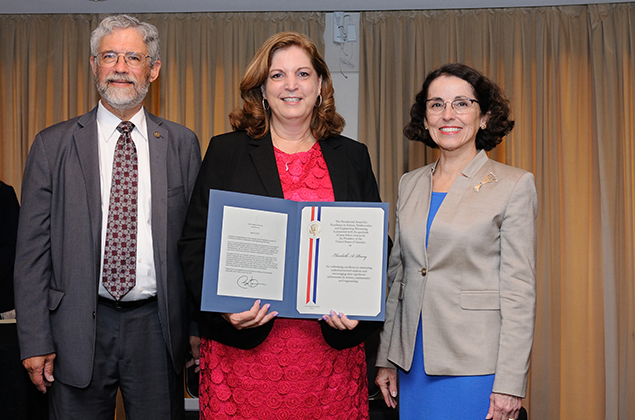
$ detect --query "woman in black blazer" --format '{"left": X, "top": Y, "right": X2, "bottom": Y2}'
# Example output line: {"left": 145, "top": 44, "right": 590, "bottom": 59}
{"left": 179, "top": 32, "right": 383, "bottom": 420}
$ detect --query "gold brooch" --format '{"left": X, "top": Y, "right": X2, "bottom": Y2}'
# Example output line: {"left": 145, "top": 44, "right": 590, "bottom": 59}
{"left": 473, "top": 172, "right": 497, "bottom": 192}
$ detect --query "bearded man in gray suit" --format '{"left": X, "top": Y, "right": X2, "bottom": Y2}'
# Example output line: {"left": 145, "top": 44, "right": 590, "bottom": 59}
{"left": 14, "top": 15, "right": 201, "bottom": 420}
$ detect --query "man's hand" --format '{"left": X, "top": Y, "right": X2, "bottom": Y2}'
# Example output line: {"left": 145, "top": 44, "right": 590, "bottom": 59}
{"left": 375, "top": 367, "right": 398, "bottom": 409}
{"left": 23, "top": 353, "right": 56, "bottom": 393}
{"left": 221, "top": 300, "right": 278, "bottom": 330}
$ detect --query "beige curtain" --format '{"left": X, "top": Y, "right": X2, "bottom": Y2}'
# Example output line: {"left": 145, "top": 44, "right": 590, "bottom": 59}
{"left": 0, "top": 12, "right": 325, "bottom": 198}
{"left": 359, "top": 4, "right": 635, "bottom": 419}
{"left": 2, "top": 5, "right": 635, "bottom": 419}
{"left": 0, "top": 14, "right": 98, "bottom": 196}
{"left": 143, "top": 13, "right": 325, "bottom": 150}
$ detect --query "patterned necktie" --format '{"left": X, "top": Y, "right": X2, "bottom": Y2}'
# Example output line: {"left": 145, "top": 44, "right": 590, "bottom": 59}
{"left": 102, "top": 121, "right": 138, "bottom": 300}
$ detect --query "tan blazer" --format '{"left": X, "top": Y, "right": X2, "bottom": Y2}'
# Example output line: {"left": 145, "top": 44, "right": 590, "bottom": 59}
{"left": 376, "top": 150, "right": 537, "bottom": 398}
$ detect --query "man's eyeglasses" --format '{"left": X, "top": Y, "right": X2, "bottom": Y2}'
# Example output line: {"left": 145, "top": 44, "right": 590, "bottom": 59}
{"left": 425, "top": 98, "right": 480, "bottom": 115}
{"left": 94, "top": 52, "right": 151, "bottom": 69}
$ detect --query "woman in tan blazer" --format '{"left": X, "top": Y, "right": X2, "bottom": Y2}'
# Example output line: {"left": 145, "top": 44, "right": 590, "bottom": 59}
{"left": 375, "top": 63, "right": 536, "bottom": 420}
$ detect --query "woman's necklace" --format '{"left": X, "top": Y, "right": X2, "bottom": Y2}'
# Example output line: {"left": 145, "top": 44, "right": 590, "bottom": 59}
{"left": 280, "top": 140, "right": 307, "bottom": 171}
{"left": 272, "top": 128, "right": 314, "bottom": 171}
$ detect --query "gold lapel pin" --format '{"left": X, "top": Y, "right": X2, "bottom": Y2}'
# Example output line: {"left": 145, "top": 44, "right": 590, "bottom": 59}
{"left": 473, "top": 172, "right": 497, "bottom": 192}
{"left": 153, "top": 131, "right": 160, "bottom": 138}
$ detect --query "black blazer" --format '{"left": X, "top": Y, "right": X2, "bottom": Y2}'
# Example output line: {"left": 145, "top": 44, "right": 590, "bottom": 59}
{"left": 179, "top": 130, "right": 384, "bottom": 350}
{"left": 0, "top": 181, "right": 19, "bottom": 313}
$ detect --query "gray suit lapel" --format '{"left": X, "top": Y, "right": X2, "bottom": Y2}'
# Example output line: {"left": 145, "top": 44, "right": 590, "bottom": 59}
{"left": 146, "top": 112, "right": 168, "bottom": 286}
{"left": 73, "top": 108, "right": 102, "bottom": 277}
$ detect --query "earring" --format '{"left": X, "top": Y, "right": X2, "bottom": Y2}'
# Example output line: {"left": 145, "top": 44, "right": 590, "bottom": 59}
{"left": 262, "top": 98, "right": 270, "bottom": 111}
{"left": 315, "top": 94, "right": 323, "bottom": 108}
{"left": 424, "top": 124, "right": 429, "bottom": 130}
{"left": 480, "top": 123, "right": 486, "bottom": 130}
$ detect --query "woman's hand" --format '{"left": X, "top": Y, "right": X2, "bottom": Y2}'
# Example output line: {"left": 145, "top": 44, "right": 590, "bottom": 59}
{"left": 185, "top": 335, "right": 201, "bottom": 373}
{"left": 221, "top": 300, "right": 278, "bottom": 330}
{"left": 485, "top": 392, "right": 522, "bottom": 420}
{"left": 321, "top": 310, "right": 359, "bottom": 330}
{"left": 375, "top": 367, "right": 398, "bottom": 409}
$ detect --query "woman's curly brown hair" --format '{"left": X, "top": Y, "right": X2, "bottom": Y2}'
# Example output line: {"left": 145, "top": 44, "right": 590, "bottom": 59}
{"left": 229, "top": 31, "right": 345, "bottom": 140}
{"left": 403, "top": 63, "right": 514, "bottom": 151}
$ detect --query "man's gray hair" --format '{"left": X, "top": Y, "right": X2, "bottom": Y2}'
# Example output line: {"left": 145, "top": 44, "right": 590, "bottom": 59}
{"left": 90, "top": 15, "right": 160, "bottom": 66}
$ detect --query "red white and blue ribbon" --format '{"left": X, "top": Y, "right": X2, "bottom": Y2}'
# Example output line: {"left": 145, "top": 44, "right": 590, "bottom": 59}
{"left": 305, "top": 206, "right": 322, "bottom": 304}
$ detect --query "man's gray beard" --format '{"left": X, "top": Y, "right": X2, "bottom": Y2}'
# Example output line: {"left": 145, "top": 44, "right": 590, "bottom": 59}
{"left": 95, "top": 74, "right": 151, "bottom": 111}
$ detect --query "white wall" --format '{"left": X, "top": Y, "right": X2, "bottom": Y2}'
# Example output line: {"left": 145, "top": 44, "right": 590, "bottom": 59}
{"left": 323, "top": 12, "right": 361, "bottom": 141}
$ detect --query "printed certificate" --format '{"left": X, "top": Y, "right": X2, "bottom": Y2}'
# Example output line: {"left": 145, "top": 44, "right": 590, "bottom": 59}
{"left": 201, "top": 190, "right": 388, "bottom": 321}
{"left": 295, "top": 206, "right": 385, "bottom": 317}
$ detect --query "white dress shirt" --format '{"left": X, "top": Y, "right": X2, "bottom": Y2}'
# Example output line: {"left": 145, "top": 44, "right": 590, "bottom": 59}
{"left": 96, "top": 101, "right": 157, "bottom": 301}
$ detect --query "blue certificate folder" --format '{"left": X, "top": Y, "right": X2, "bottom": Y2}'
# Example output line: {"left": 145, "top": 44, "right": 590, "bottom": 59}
{"left": 201, "top": 189, "right": 389, "bottom": 321}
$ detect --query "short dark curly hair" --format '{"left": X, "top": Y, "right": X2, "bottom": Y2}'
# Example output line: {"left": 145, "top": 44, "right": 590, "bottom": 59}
{"left": 403, "top": 63, "right": 514, "bottom": 151}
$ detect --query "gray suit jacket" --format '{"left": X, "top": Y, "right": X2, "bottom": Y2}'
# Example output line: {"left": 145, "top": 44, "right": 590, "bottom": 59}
{"left": 376, "top": 150, "right": 536, "bottom": 398}
{"left": 14, "top": 106, "right": 201, "bottom": 387}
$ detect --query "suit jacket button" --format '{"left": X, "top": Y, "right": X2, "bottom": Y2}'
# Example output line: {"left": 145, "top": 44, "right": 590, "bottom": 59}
{"left": 420, "top": 267, "right": 427, "bottom": 276}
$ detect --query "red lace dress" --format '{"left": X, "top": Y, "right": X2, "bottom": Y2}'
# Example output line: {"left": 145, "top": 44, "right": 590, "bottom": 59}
{"left": 198, "top": 143, "right": 370, "bottom": 420}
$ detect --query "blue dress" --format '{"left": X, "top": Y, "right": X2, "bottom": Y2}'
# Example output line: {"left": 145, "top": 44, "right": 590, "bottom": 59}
{"left": 398, "top": 192, "right": 495, "bottom": 420}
